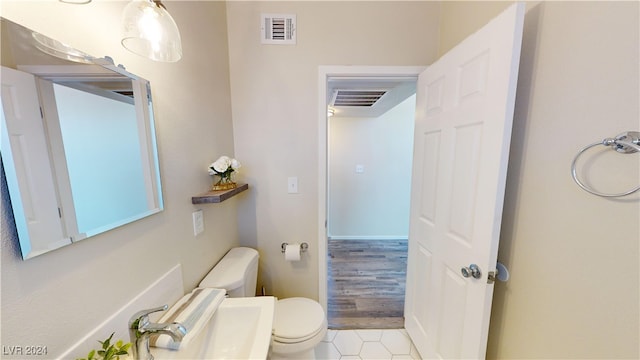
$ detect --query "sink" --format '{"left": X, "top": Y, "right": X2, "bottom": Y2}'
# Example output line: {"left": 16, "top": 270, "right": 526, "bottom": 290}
{"left": 152, "top": 296, "right": 276, "bottom": 359}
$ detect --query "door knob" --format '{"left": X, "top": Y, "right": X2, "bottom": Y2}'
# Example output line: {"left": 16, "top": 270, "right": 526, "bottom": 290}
{"left": 461, "top": 264, "right": 482, "bottom": 279}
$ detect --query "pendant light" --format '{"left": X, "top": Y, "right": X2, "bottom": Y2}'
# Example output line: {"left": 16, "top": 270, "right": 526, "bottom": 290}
{"left": 121, "top": 0, "right": 182, "bottom": 62}
{"left": 59, "top": 0, "right": 92, "bottom": 4}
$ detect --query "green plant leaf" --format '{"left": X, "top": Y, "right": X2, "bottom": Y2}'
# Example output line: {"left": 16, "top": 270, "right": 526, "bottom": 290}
{"left": 85, "top": 333, "right": 131, "bottom": 360}
{"left": 100, "top": 332, "right": 115, "bottom": 350}
{"left": 77, "top": 348, "right": 96, "bottom": 360}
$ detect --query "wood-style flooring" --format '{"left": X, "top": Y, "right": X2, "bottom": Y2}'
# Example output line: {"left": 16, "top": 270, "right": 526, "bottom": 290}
{"left": 327, "top": 239, "right": 408, "bottom": 329}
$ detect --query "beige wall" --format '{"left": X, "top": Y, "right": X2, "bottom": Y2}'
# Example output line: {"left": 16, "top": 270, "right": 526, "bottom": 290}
{"left": 438, "top": 1, "right": 512, "bottom": 56}
{"left": 440, "top": 2, "right": 639, "bottom": 358}
{"left": 226, "top": 1, "right": 440, "bottom": 299}
{"left": 2, "top": 1, "right": 637, "bottom": 359}
{"left": 328, "top": 96, "right": 415, "bottom": 239}
{"left": 1, "top": 2, "right": 240, "bottom": 358}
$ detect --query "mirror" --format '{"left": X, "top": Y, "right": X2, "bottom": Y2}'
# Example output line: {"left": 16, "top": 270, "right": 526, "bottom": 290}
{"left": 1, "top": 17, "right": 163, "bottom": 259}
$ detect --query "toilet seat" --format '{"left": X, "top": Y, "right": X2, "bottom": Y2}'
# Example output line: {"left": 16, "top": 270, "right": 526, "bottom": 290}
{"left": 272, "top": 297, "right": 326, "bottom": 344}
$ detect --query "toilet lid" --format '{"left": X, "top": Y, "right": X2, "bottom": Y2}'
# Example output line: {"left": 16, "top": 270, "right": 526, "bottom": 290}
{"left": 273, "top": 298, "right": 325, "bottom": 343}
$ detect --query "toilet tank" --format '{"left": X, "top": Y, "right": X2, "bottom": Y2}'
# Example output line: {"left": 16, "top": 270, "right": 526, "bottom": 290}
{"left": 199, "top": 247, "right": 259, "bottom": 297}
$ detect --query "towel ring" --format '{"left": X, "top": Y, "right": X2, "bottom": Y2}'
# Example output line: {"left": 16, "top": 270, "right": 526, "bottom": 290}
{"left": 571, "top": 131, "right": 640, "bottom": 197}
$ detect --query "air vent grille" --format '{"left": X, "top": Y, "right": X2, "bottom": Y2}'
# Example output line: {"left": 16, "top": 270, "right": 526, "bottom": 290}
{"left": 331, "top": 90, "right": 388, "bottom": 107}
{"left": 261, "top": 14, "right": 296, "bottom": 45}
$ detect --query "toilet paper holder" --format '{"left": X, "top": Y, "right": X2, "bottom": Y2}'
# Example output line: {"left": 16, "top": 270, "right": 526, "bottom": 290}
{"left": 281, "top": 242, "right": 309, "bottom": 253}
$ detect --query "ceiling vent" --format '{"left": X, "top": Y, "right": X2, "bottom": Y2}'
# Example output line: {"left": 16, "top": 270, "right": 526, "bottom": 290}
{"left": 261, "top": 14, "right": 296, "bottom": 45}
{"left": 330, "top": 90, "right": 388, "bottom": 107}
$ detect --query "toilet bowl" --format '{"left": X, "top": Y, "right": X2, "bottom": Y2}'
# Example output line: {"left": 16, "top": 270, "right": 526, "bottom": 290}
{"left": 271, "top": 297, "right": 327, "bottom": 359}
{"left": 199, "top": 247, "right": 327, "bottom": 359}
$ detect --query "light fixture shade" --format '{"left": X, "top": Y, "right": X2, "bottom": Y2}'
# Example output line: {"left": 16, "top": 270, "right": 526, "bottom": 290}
{"left": 32, "top": 31, "right": 94, "bottom": 63}
{"left": 121, "top": 0, "right": 182, "bottom": 62}
{"left": 59, "top": 0, "right": 92, "bottom": 4}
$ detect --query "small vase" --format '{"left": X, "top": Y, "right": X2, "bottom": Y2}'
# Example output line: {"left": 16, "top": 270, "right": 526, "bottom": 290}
{"left": 212, "top": 175, "right": 237, "bottom": 191}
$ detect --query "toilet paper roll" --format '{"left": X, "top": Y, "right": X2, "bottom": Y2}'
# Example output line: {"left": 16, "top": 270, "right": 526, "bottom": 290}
{"left": 284, "top": 243, "right": 301, "bottom": 262}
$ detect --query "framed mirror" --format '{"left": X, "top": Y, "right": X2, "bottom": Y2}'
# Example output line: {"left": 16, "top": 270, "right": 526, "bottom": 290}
{"left": 1, "top": 17, "right": 163, "bottom": 259}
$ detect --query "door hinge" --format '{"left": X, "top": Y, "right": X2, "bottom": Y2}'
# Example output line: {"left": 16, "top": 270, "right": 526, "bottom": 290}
{"left": 58, "top": 207, "right": 62, "bottom": 218}
{"left": 39, "top": 107, "right": 44, "bottom": 118}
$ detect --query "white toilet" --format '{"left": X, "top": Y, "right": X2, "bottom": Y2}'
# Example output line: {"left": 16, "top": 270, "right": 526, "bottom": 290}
{"left": 199, "top": 247, "right": 327, "bottom": 359}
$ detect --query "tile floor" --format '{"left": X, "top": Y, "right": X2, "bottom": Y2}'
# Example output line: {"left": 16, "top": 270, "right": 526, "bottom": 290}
{"left": 314, "top": 328, "right": 421, "bottom": 359}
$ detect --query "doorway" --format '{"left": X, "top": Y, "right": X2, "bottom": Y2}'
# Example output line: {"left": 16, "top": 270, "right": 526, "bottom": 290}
{"left": 317, "top": 66, "right": 426, "bottom": 328}
{"left": 318, "top": 4, "right": 524, "bottom": 355}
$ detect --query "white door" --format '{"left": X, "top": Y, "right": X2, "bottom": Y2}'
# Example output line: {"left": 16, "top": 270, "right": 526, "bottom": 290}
{"left": 1, "top": 66, "right": 69, "bottom": 259}
{"left": 404, "top": 3, "right": 524, "bottom": 359}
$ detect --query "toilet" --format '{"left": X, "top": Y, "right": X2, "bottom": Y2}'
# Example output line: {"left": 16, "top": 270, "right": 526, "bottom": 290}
{"left": 199, "top": 247, "right": 327, "bottom": 359}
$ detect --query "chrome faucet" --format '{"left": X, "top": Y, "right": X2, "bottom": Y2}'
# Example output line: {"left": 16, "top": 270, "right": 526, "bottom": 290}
{"left": 128, "top": 305, "right": 187, "bottom": 360}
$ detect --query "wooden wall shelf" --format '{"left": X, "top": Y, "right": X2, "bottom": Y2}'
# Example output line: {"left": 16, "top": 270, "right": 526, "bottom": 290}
{"left": 192, "top": 183, "right": 249, "bottom": 204}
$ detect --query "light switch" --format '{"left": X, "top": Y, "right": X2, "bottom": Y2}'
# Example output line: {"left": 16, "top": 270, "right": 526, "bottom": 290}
{"left": 355, "top": 164, "right": 365, "bottom": 173}
{"left": 192, "top": 210, "right": 204, "bottom": 236}
{"left": 288, "top": 177, "right": 298, "bottom": 194}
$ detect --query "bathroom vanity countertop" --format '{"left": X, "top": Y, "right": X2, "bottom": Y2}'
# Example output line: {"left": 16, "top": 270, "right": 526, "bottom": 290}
{"left": 192, "top": 183, "right": 249, "bottom": 204}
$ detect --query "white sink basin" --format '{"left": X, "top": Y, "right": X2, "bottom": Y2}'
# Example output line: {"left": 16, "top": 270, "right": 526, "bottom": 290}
{"left": 152, "top": 296, "right": 275, "bottom": 359}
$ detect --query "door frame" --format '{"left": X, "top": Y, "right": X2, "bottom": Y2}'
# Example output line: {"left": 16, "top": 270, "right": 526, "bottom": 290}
{"left": 317, "top": 66, "right": 426, "bottom": 311}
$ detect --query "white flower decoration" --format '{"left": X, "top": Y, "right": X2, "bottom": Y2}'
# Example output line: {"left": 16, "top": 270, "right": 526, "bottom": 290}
{"left": 208, "top": 155, "right": 241, "bottom": 176}
{"left": 230, "top": 158, "right": 241, "bottom": 171}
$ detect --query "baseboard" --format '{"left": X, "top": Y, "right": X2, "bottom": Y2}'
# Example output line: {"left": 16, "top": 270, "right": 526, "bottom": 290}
{"left": 328, "top": 235, "right": 408, "bottom": 241}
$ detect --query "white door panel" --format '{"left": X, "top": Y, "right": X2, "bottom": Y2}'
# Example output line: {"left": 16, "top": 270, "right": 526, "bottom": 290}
{"left": 1, "top": 66, "right": 69, "bottom": 259}
{"left": 405, "top": 3, "right": 524, "bottom": 358}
